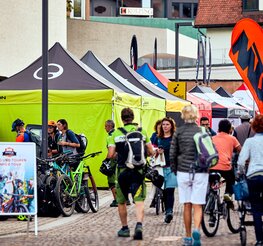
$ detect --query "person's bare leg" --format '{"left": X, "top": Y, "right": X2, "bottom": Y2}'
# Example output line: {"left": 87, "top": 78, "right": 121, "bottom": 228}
{"left": 111, "top": 187, "right": 117, "bottom": 200}
{"left": 193, "top": 204, "right": 203, "bottom": 230}
{"left": 118, "top": 203, "right": 127, "bottom": 226}
{"left": 135, "top": 201, "right": 144, "bottom": 223}
{"left": 184, "top": 203, "right": 192, "bottom": 237}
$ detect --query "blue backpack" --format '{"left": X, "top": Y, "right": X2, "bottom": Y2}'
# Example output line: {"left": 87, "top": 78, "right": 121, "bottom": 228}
{"left": 193, "top": 127, "right": 219, "bottom": 170}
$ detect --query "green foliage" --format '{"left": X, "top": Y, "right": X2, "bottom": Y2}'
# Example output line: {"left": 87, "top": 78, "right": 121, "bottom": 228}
{"left": 67, "top": 0, "right": 74, "bottom": 12}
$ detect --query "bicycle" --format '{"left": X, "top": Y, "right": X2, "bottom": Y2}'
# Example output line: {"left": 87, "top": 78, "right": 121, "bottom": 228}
{"left": 54, "top": 151, "right": 102, "bottom": 216}
{"left": 201, "top": 172, "right": 240, "bottom": 237}
{"left": 154, "top": 186, "right": 165, "bottom": 215}
{"left": 36, "top": 153, "right": 73, "bottom": 217}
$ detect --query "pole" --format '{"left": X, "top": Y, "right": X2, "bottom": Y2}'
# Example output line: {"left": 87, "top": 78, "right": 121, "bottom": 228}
{"left": 42, "top": 0, "right": 48, "bottom": 159}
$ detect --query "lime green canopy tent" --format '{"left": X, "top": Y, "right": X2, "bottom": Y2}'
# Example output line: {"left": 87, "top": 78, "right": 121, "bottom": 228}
{"left": 0, "top": 42, "right": 142, "bottom": 187}
{"left": 81, "top": 51, "right": 166, "bottom": 136}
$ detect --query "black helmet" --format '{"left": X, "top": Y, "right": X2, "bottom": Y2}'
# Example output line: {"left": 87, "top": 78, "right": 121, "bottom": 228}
{"left": 145, "top": 167, "right": 164, "bottom": 189}
{"left": 99, "top": 159, "right": 115, "bottom": 177}
{"left": 11, "top": 118, "right": 24, "bottom": 132}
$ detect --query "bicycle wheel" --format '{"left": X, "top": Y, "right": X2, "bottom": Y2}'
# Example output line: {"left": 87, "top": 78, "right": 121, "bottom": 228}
{"left": 85, "top": 175, "right": 99, "bottom": 213}
{"left": 201, "top": 193, "right": 220, "bottom": 237}
{"left": 45, "top": 176, "right": 61, "bottom": 217}
{"left": 75, "top": 180, "right": 90, "bottom": 213}
{"left": 54, "top": 174, "right": 75, "bottom": 217}
{"left": 17, "top": 204, "right": 30, "bottom": 221}
{"left": 227, "top": 199, "right": 240, "bottom": 233}
{"left": 240, "top": 226, "right": 247, "bottom": 246}
{"left": 155, "top": 189, "right": 161, "bottom": 215}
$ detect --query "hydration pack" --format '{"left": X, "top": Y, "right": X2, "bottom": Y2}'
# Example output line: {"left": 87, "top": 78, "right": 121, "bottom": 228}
{"left": 119, "top": 127, "right": 147, "bottom": 169}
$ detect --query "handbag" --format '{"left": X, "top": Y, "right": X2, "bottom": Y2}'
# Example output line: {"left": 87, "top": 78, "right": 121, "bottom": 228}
{"left": 233, "top": 175, "right": 249, "bottom": 201}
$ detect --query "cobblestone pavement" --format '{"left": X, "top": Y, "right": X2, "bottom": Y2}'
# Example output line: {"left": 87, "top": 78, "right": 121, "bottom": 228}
{"left": 0, "top": 185, "right": 257, "bottom": 246}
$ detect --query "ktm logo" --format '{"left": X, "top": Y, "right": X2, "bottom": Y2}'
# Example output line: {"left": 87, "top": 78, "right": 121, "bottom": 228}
{"left": 231, "top": 31, "right": 263, "bottom": 101}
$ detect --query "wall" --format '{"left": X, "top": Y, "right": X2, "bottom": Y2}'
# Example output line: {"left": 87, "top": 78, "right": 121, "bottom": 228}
{"left": 0, "top": 0, "right": 67, "bottom": 77}
{"left": 67, "top": 19, "right": 197, "bottom": 65}
{"left": 206, "top": 28, "right": 233, "bottom": 65}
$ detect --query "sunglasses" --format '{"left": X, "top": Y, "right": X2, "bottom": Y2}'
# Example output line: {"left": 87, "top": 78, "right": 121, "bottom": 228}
{"left": 201, "top": 123, "right": 209, "bottom": 126}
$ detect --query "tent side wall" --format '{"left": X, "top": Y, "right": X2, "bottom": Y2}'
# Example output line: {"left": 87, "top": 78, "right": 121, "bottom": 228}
{"left": 141, "top": 97, "right": 166, "bottom": 136}
{"left": 0, "top": 89, "right": 115, "bottom": 188}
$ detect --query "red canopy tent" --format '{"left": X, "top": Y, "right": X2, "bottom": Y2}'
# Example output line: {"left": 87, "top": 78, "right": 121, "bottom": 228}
{"left": 187, "top": 92, "right": 212, "bottom": 126}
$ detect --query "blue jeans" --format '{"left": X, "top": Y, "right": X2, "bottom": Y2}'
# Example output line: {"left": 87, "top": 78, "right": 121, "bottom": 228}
{"left": 247, "top": 175, "right": 263, "bottom": 242}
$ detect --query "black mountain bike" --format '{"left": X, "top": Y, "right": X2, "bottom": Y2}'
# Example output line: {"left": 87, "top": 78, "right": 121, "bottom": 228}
{"left": 201, "top": 172, "right": 240, "bottom": 237}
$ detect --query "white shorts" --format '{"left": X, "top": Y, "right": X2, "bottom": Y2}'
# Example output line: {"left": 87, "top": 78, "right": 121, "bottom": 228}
{"left": 177, "top": 171, "right": 209, "bottom": 205}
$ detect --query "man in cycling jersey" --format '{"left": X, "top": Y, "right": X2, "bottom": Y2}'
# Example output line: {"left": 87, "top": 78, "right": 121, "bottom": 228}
{"left": 11, "top": 119, "right": 30, "bottom": 142}
{"left": 107, "top": 108, "right": 154, "bottom": 240}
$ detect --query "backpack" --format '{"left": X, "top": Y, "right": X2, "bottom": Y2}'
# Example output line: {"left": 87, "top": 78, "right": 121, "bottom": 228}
{"left": 119, "top": 127, "right": 147, "bottom": 169}
{"left": 193, "top": 127, "right": 219, "bottom": 170}
{"left": 25, "top": 130, "right": 42, "bottom": 158}
{"left": 66, "top": 130, "right": 88, "bottom": 155}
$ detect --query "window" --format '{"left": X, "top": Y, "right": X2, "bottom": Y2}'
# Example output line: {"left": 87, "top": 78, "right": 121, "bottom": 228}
{"left": 170, "top": 1, "right": 198, "bottom": 19}
{"left": 243, "top": 0, "right": 258, "bottom": 11}
{"left": 72, "top": 0, "right": 85, "bottom": 19}
{"left": 153, "top": 0, "right": 166, "bottom": 18}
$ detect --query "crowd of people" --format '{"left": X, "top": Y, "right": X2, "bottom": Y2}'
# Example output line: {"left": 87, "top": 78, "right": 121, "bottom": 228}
{"left": 8, "top": 108, "right": 263, "bottom": 245}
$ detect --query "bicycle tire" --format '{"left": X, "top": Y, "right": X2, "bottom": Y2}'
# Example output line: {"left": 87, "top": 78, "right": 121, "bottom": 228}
{"left": 54, "top": 174, "right": 75, "bottom": 217}
{"left": 227, "top": 200, "right": 240, "bottom": 234}
{"left": 85, "top": 175, "right": 99, "bottom": 213}
{"left": 17, "top": 204, "right": 30, "bottom": 221}
{"left": 155, "top": 190, "right": 161, "bottom": 215}
{"left": 240, "top": 226, "right": 247, "bottom": 246}
{"left": 201, "top": 194, "right": 220, "bottom": 237}
{"left": 75, "top": 180, "right": 90, "bottom": 213}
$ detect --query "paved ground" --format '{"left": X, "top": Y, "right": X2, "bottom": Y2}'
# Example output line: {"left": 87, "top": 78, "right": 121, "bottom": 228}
{"left": 0, "top": 185, "right": 257, "bottom": 246}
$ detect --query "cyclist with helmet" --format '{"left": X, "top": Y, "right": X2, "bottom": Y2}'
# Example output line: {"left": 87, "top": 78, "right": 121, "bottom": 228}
{"left": 48, "top": 120, "right": 59, "bottom": 157}
{"left": 11, "top": 119, "right": 30, "bottom": 142}
{"left": 100, "top": 120, "right": 118, "bottom": 207}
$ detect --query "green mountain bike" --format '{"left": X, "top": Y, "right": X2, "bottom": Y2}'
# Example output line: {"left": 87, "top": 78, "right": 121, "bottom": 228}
{"left": 54, "top": 151, "right": 102, "bottom": 216}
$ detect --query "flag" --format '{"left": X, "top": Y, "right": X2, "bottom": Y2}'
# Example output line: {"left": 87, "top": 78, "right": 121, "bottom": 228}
{"left": 229, "top": 18, "right": 263, "bottom": 113}
{"left": 130, "top": 35, "right": 138, "bottom": 70}
{"left": 153, "top": 38, "right": 157, "bottom": 69}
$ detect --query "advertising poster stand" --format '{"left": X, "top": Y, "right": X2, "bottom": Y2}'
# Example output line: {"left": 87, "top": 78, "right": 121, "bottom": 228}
{"left": 0, "top": 142, "right": 38, "bottom": 236}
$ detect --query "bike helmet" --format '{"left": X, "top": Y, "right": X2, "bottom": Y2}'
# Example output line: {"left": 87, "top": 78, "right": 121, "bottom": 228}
{"left": 11, "top": 118, "right": 24, "bottom": 132}
{"left": 48, "top": 120, "right": 57, "bottom": 127}
{"left": 99, "top": 159, "right": 115, "bottom": 177}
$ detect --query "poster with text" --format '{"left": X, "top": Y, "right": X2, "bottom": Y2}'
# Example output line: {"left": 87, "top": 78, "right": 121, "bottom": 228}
{"left": 0, "top": 143, "right": 37, "bottom": 215}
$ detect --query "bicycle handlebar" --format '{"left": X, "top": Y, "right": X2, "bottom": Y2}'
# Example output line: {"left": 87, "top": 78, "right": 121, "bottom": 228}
{"left": 69, "top": 151, "right": 102, "bottom": 161}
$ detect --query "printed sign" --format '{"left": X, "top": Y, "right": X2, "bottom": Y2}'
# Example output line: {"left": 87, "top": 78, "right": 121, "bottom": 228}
{"left": 167, "top": 81, "right": 186, "bottom": 99}
{"left": 0, "top": 143, "right": 37, "bottom": 216}
{"left": 120, "top": 7, "right": 153, "bottom": 16}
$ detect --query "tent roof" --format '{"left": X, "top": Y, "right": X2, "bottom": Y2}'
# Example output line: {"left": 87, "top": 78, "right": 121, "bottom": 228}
{"left": 136, "top": 63, "right": 170, "bottom": 91}
{"left": 0, "top": 42, "right": 121, "bottom": 91}
{"left": 109, "top": 58, "right": 187, "bottom": 102}
{"left": 188, "top": 85, "right": 248, "bottom": 117}
{"left": 215, "top": 86, "right": 233, "bottom": 98}
{"left": 186, "top": 92, "right": 211, "bottom": 111}
{"left": 81, "top": 51, "right": 152, "bottom": 96}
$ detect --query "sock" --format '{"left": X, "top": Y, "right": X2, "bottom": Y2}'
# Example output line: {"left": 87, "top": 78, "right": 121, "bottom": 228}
{"left": 122, "top": 226, "right": 128, "bottom": 230}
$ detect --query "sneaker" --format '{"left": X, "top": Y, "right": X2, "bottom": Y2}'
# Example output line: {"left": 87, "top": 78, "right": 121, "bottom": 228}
{"left": 117, "top": 228, "right": 130, "bottom": 237}
{"left": 164, "top": 212, "right": 173, "bottom": 224}
{"left": 192, "top": 229, "right": 201, "bottom": 246}
{"left": 133, "top": 224, "right": 143, "bottom": 240}
{"left": 182, "top": 237, "right": 192, "bottom": 246}
{"left": 223, "top": 193, "right": 232, "bottom": 202}
{"left": 110, "top": 200, "right": 118, "bottom": 207}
